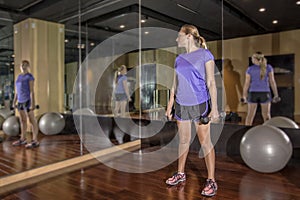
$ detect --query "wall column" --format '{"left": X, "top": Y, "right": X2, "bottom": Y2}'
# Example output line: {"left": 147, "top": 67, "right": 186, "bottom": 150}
{"left": 13, "top": 18, "right": 65, "bottom": 116}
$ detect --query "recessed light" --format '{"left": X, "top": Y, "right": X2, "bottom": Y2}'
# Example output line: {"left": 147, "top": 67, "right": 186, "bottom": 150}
{"left": 120, "top": 25, "right": 125, "bottom": 28}
{"left": 259, "top": 8, "right": 266, "bottom": 12}
{"left": 297, "top": 1, "right": 300, "bottom": 5}
{"left": 272, "top": 20, "right": 278, "bottom": 24}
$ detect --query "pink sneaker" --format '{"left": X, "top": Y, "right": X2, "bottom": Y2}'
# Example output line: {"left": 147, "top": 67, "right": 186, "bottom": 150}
{"left": 201, "top": 179, "right": 218, "bottom": 197}
{"left": 166, "top": 172, "right": 186, "bottom": 186}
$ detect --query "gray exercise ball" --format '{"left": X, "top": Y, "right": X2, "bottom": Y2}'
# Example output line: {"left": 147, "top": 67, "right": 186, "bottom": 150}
{"left": 39, "top": 112, "right": 65, "bottom": 135}
{"left": 0, "top": 108, "right": 13, "bottom": 119}
{"left": 240, "top": 125, "right": 292, "bottom": 173}
{"left": 2, "top": 116, "right": 20, "bottom": 136}
{"left": 263, "top": 116, "right": 299, "bottom": 129}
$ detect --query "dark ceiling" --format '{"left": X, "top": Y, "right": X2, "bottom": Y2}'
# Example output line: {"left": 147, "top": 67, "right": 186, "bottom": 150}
{"left": 0, "top": 0, "right": 299, "bottom": 68}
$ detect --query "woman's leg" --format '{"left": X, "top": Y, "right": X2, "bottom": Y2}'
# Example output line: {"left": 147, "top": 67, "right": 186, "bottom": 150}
{"left": 19, "top": 110, "right": 28, "bottom": 140}
{"left": 114, "top": 101, "right": 121, "bottom": 116}
{"left": 194, "top": 122, "right": 215, "bottom": 180}
{"left": 120, "top": 100, "right": 127, "bottom": 117}
{"left": 177, "top": 120, "right": 192, "bottom": 173}
{"left": 245, "top": 103, "right": 258, "bottom": 126}
{"left": 27, "top": 111, "right": 39, "bottom": 141}
{"left": 261, "top": 102, "right": 271, "bottom": 122}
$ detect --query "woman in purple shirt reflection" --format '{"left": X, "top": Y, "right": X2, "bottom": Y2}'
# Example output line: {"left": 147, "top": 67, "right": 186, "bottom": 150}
{"left": 12, "top": 60, "right": 39, "bottom": 148}
{"left": 165, "top": 24, "right": 219, "bottom": 197}
{"left": 242, "top": 52, "right": 280, "bottom": 125}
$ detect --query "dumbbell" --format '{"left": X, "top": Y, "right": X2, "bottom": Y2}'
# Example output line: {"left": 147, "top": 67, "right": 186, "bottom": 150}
{"left": 199, "top": 111, "right": 226, "bottom": 125}
{"left": 240, "top": 98, "right": 246, "bottom": 104}
{"left": 272, "top": 96, "right": 281, "bottom": 103}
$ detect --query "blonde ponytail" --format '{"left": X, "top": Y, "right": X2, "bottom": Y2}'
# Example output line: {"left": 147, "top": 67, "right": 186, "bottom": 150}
{"left": 199, "top": 36, "right": 207, "bottom": 49}
{"left": 260, "top": 57, "right": 267, "bottom": 80}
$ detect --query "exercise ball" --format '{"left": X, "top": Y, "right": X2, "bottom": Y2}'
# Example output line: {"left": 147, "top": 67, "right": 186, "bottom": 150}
{"left": 39, "top": 112, "right": 65, "bottom": 135}
{"left": 73, "top": 108, "right": 95, "bottom": 116}
{"left": 2, "top": 116, "right": 20, "bottom": 136}
{"left": 0, "top": 108, "right": 13, "bottom": 119}
{"left": 240, "top": 125, "right": 292, "bottom": 173}
{"left": 263, "top": 116, "right": 299, "bottom": 129}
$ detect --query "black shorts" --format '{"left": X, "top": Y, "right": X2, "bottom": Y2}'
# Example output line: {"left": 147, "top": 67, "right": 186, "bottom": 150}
{"left": 17, "top": 100, "right": 31, "bottom": 112}
{"left": 247, "top": 92, "right": 271, "bottom": 103}
{"left": 115, "top": 93, "right": 127, "bottom": 101}
{"left": 174, "top": 100, "right": 211, "bottom": 121}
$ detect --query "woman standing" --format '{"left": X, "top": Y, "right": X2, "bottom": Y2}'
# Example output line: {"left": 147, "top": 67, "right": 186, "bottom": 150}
{"left": 12, "top": 60, "right": 39, "bottom": 148}
{"left": 114, "top": 65, "right": 131, "bottom": 117}
{"left": 242, "top": 52, "right": 280, "bottom": 126}
{"left": 165, "top": 24, "right": 219, "bottom": 197}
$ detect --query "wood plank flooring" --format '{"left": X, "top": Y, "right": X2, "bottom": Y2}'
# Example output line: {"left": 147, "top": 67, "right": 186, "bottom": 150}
{"left": 0, "top": 132, "right": 300, "bottom": 199}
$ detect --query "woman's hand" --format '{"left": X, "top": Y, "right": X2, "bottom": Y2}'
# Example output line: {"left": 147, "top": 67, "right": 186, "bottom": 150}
{"left": 165, "top": 107, "right": 173, "bottom": 121}
{"left": 209, "top": 109, "right": 219, "bottom": 123}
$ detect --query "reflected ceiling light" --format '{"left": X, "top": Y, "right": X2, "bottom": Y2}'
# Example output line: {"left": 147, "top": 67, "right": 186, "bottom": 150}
{"left": 272, "top": 20, "right": 278, "bottom": 24}
{"left": 297, "top": 1, "right": 300, "bottom": 5}
{"left": 77, "top": 44, "right": 85, "bottom": 49}
{"left": 259, "top": 8, "right": 266, "bottom": 12}
{"left": 177, "top": 3, "right": 198, "bottom": 14}
{"left": 120, "top": 25, "right": 125, "bottom": 28}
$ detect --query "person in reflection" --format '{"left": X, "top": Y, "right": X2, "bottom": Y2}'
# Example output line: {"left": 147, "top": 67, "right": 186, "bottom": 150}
{"left": 242, "top": 52, "right": 280, "bottom": 126}
{"left": 223, "top": 59, "right": 243, "bottom": 113}
{"left": 165, "top": 24, "right": 219, "bottom": 197}
{"left": 12, "top": 60, "right": 39, "bottom": 148}
{"left": 113, "top": 65, "right": 132, "bottom": 117}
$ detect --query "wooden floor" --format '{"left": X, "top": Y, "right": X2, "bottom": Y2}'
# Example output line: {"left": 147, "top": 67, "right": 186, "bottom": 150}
{"left": 0, "top": 132, "right": 300, "bottom": 200}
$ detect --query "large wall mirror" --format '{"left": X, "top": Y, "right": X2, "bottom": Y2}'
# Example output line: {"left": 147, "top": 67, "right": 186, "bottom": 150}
{"left": 0, "top": 0, "right": 299, "bottom": 177}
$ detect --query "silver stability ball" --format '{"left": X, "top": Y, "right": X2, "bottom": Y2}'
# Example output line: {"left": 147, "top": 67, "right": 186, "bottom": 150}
{"left": 263, "top": 116, "right": 299, "bottom": 129}
{"left": 39, "top": 112, "right": 65, "bottom": 135}
{"left": 240, "top": 125, "right": 292, "bottom": 173}
{"left": 0, "top": 108, "right": 13, "bottom": 119}
{"left": 2, "top": 116, "right": 20, "bottom": 136}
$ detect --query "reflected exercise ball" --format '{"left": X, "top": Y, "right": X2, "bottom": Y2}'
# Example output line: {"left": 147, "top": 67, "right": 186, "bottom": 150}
{"left": 2, "top": 116, "right": 20, "bottom": 136}
{"left": 263, "top": 116, "right": 299, "bottom": 129}
{"left": 39, "top": 112, "right": 65, "bottom": 135}
{"left": 240, "top": 125, "right": 292, "bottom": 173}
{"left": 0, "top": 108, "right": 13, "bottom": 119}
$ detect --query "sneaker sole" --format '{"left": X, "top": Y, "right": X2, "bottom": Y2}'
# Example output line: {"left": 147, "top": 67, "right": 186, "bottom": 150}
{"left": 166, "top": 178, "right": 186, "bottom": 186}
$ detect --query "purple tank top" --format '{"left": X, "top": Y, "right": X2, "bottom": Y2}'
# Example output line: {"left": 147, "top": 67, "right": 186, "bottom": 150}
{"left": 175, "top": 48, "right": 214, "bottom": 106}
{"left": 246, "top": 64, "right": 273, "bottom": 92}
{"left": 16, "top": 73, "right": 34, "bottom": 103}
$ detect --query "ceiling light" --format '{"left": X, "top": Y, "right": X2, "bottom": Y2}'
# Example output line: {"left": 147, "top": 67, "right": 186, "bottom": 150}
{"left": 297, "top": 1, "right": 300, "bottom": 5}
{"left": 259, "top": 8, "right": 266, "bottom": 12}
{"left": 272, "top": 20, "right": 278, "bottom": 24}
{"left": 120, "top": 25, "right": 125, "bottom": 28}
{"left": 64, "top": 39, "right": 69, "bottom": 43}
{"left": 90, "top": 42, "right": 95, "bottom": 46}
{"left": 144, "top": 31, "right": 149, "bottom": 34}
{"left": 141, "top": 19, "right": 146, "bottom": 23}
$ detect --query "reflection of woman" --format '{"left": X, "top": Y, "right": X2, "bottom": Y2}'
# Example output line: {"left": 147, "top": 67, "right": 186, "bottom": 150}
{"left": 113, "top": 65, "right": 131, "bottom": 117}
{"left": 165, "top": 24, "right": 219, "bottom": 197}
{"left": 223, "top": 59, "right": 243, "bottom": 112}
{"left": 3, "top": 79, "right": 12, "bottom": 109}
{"left": 12, "top": 60, "right": 39, "bottom": 148}
{"left": 242, "top": 52, "right": 280, "bottom": 126}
